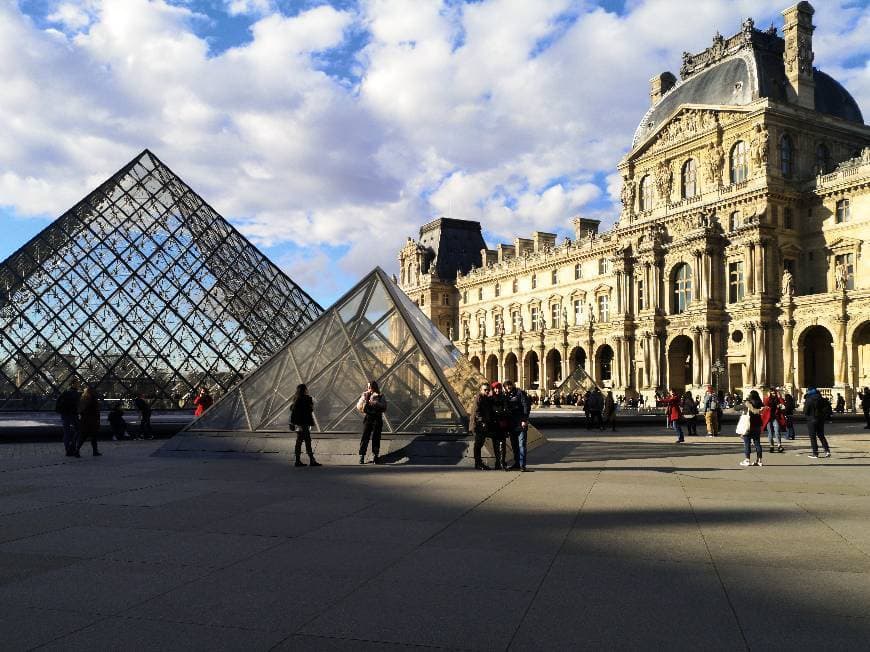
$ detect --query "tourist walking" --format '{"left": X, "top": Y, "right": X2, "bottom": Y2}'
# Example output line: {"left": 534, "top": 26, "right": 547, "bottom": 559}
{"left": 803, "top": 387, "right": 832, "bottom": 459}
{"left": 764, "top": 389, "right": 785, "bottom": 453}
{"left": 134, "top": 394, "right": 153, "bottom": 439}
{"left": 659, "top": 390, "right": 684, "bottom": 443}
{"left": 469, "top": 382, "right": 494, "bottom": 470}
{"left": 602, "top": 390, "right": 616, "bottom": 432}
{"left": 193, "top": 387, "right": 213, "bottom": 417}
{"left": 290, "top": 384, "right": 320, "bottom": 467}
{"left": 76, "top": 386, "right": 102, "bottom": 457}
{"left": 55, "top": 378, "right": 81, "bottom": 457}
{"left": 504, "top": 380, "right": 532, "bottom": 470}
{"left": 783, "top": 392, "right": 797, "bottom": 439}
{"left": 357, "top": 380, "right": 387, "bottom": 464}
{"left": 739, "top": 390, "right": 764, "bottom": 467}
{"left": 682, "top": 391, "right": 698, "bottom": 436}
{"left": 489, "top": 382, "right": 510, "bottom": 470}
{"left": 702, "top": 385, "right": 720, "bottom": 437}
{"left": 860, "top": 387, "right": 870, "bottom": 429}
{"left": 107, "top": 405, "right": 130, "bottom": 440}
{"left": 587, "top": 387, "right": 604, "bottom": 430}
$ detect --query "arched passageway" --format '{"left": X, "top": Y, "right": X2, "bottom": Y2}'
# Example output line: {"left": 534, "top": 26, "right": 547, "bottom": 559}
{"left": 569, "top": 346, "right": 587, "bottom": 375}
{"left": 485, "top": 354, "right": 499, "bottom": 382}
{"left": 853, "top": 322, "right": 870, "bottom": 390}
{"left": 470, "top": 356, "right": 481, "bottom": 373}
{"left": 503, "top": 352, "right": 519, "bottom": 383}
{"left": 546, "top": 349, "right": 562, "bottom": 390}
{"left": 524, "top": 350, "right": 540, "bottom": 390}
{"left": 801, "top": 326, "right": 834, "bottom": 388}
{"left": 596, "top": 345, "right": 614, "bottom": 385}
{"left": 667, "top": 335, "right": 693, "bottom": 392}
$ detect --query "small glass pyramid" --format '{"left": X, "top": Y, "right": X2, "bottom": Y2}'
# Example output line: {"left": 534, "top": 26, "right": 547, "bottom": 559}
{"left": 0, "top": 150, "right": 323, "bottom": 409}
{"left": 556, "top": 363, "right": 599, "bottom": 396}
{"left": 188, "top": 268, "right": 488, "bottom": 435}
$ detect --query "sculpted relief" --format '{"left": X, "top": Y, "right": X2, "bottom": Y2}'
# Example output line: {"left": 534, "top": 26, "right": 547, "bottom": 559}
{"left": 749, "top": 124, "right": 769, "bottom": 171}
{"left": 620, "top": 176, "right": 636, "bottom": 212}
{"left": 703, "top": 141, "right": 725, "bottom": 186}
{"left": 654, "top": 159, "right": 673, "bottom": 202}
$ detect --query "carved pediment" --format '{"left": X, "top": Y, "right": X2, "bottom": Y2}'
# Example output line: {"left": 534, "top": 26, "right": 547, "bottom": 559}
{"left": 593, "top": 283, "right": 612, "bottom": 295}
{"left": 633, "top": 106, "right": 748, "bottom": 157}
{"left": 826, "top": 237, "right": 862, "bottom": 253}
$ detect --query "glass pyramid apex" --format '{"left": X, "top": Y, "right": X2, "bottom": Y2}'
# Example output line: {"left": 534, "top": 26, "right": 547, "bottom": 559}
{"left": 0, "top": 150, "right": 323, "bottom": 410}
{"left": 188, "top": 267, "right": 492, "bottom": 435}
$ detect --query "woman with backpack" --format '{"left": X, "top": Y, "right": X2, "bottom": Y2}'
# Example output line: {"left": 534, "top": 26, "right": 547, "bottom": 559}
{"left": 358, "top": 380, "right": 387, "bottom": 464}
{"left": 739, "top": 390, "right": 764, "bottom": 467}
{"left": 290, "top": 384, "right": 320, "bottom": 468}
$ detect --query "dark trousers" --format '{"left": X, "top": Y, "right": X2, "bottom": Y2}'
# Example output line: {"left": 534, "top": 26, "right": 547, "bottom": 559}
{"left": 685, "top": 416, "right": 697, "bottom": 436}
{"left": 77, "top": 428, "right": 99, "bottom": 454}
{"left": 508, "top": 430, "right": 521, "bottom": 467}
{"left": 359, "top": 417, "right": 382, "bottom": 457}
{"left": 808, "top": 420, "right": 830, "bottom": 455}
{"left": 139, "top": 413, "right": 152, "bottom": 438}
{"left": 603, "top": 411, "right": 616, "bottom": 431}
{"left": 61, "top": 414, "right": 79, "bottom": 454}
{"left": 295, "top": 425, "right": 314, "bottom": 460}
{"left": 588, "top": 411, "right": 602, "bottom": 429}
{"left": 491, "top": 436, "right": 506, "bottom": 467}
{"left": 863, "top": 408, "right": 869, "bottom": 428}
{"left": 742, "top": 433, "right": 762, "bottom": 459}
{"left": 473, "top": 431, "right": 487, "bottom": 464}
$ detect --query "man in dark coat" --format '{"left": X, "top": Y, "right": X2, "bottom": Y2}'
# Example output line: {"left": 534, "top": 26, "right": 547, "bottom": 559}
{"left": 803, "top": 387, "right": 832, "bottom": 459}
{"left": 504, "top": 380, "right": 531, "bottom": 471}
{"left": 134, "top": 394, "right": 153, "bottom": 440}
{"left": 55, "top": 379, "right": 81, "bottom": 457}
{"left": 468, "top": 382, "right": 493, "bottom": 470}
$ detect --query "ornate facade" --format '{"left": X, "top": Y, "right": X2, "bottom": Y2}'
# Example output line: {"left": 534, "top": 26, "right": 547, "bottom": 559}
{"left": 400, "top": 3, "right": 870, "bottom": 405}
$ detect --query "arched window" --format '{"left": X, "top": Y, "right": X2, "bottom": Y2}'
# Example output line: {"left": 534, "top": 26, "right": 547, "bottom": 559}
{"left": 730, "top": 141, "right": 748, "bottom": 183}
{"left": 815, "top": 143, "right": 831, "bottom": 175}
{"left": 639, "top": 175, "right": 654, "bottom": 211}
{"left": 531, "top": 273, "right": 537, "bottom": 289}
{"left": 512, "top": 278, "right": 518, "bottom": 293}
{"left": 494, "top": 282, "right": 500, "bottom": 297}
{"left": 672, "top": 263, "right": 693, "bottom": 313}
{"left": 681, "top": 159, "right": 697, "bottom": 198}
{"left": 574, "top": 263, "right": 582, "bottom": 280}
{"left": 780, "top": 134, "right": 793, "bottom": 178}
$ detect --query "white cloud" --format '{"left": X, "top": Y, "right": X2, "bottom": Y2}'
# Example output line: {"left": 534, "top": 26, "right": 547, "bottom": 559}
{"left": 0, "top": 0, "right": 868, "bottom": 302}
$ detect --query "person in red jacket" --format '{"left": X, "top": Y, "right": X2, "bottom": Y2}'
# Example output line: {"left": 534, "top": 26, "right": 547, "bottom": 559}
{"left": 660, "top": 389, "right": 685, "bottom": 443}
{"left": 763, "top": 389, "right": 786, "bottom": 453}
{"left": 193, "top": 387, "right": 213, "bottom": 417}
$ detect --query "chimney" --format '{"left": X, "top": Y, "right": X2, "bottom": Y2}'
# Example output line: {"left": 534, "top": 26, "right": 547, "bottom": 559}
{"left": 650, "top": 72, "right": 676, "bottom": 106}
{"left": 782, "top": 2, "right": 815, "bottom": 110}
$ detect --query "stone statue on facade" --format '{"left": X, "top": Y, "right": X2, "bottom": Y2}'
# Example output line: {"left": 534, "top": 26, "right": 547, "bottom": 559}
{"left": 781, "top": 269, "right": 794, "bottom": 298}
{"left": 620, "top": 176, "right": 635, "bottom": 212}
{"left": 835, "top": 262, "right": 848, "bottom": 291}
{"left": 447, "top": 325, "right": 454, "bottom": 341}
{"left": 750, "top": 124, "right": 769, "bottom": 171}
{"left": 587, "top": 302, "right": 596, "bottom": 324}
{"left": 655, "top": 159, "right": 672, "bottom": 201}
{"left": 703, "top": 141, "right": 724, "bottom": 186}
{"left": 562, "top": 306, "right": 569, "bottom": 328}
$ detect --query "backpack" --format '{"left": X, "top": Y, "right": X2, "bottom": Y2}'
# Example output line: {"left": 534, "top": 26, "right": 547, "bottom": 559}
{"left": 708, "top": 395, "right": 719, "bottom": 411}
{"left": 820, "top": 397, "right": 833, "bottom": 420}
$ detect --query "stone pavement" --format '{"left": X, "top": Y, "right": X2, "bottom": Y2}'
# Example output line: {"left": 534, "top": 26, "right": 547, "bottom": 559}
{"left": 1, "top": 429, "right": 869, "bottom": 651}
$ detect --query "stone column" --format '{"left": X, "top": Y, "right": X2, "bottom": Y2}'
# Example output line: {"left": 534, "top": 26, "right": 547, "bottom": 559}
{"left": 538, "top": 343, "right": 546, "bottom": 391}
{"left": 498, "top": 349, "right": 506, "bottom": 382}
{"left": 836, "top": 315, "right": 850, "bottom": 386}
{"left": 587, "top": 330, "right": 596, "bottom": 381}
{"left": 650, "top": 334, "right": 661, "bottom": 391}
{"left": 643, "top": 264, "right": 651, "bottom": 311}
{"left": 758, "top": 242, "right": 767, "bottom": 295}
{"left": 702, "top": 327, "right": 713, "bottom": 385}
{"left": 654, "top": 263, "right": 662, "bottom": 311}
{"left": 614, "top": 337, "right": 623, "bottom": 388}
{"left": 747, "top": 324, "right": 757, "bottom": 387}
{"left": 624, "top": 337, "right": 633, "bottom": 390}
{"left": 692, "top": 327, "right": 702, "bottom": 387}
{"left": 781, "top": 307, "right": 795, "bottom": 391}
{"left": 643, "top": 333, "right": 651, "bottom": 388}
{"left": 615, "top": 272, "right": 623, "bottom": 315}
{"left": 517, "top": 347, "right": 525, "bottom": 389}
{"left": 746, "top": 245, "right": 755, "bottom": 295}
{"left": 561, "top": 343, "right": 569, "bottom": 384}
{"left": 758, "top": 325, "right": 768, "bottom": 387}
{"left": 693, "top": 252, "right": 702, "bottom": 303}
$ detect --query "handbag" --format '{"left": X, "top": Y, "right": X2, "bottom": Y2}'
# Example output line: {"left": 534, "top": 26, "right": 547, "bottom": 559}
{"left": 735, "top": 413, "right": 750, "bottom": 436}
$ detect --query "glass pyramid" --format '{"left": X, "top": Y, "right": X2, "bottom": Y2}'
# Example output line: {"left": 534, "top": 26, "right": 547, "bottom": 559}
{"left": 188, "top": 268, "right": 491, "bottom": 435}
{"left": 556, "top": 363, "right": 599, "bottom": 396}
{"left": 0, "top": 150, "right": 322, "bottom": 410}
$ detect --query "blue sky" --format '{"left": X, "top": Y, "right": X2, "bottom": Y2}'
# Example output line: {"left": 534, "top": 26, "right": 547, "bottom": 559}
{"left": 1, "top": 0, "right": 869, "bottom": 304}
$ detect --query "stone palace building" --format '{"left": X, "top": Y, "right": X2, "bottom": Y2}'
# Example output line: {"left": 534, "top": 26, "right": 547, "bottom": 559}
{"left": 398, "top": 2, "right": 870, "bottom": 405}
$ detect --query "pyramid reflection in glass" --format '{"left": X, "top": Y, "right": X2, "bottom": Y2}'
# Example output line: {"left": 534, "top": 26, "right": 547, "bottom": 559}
{"left": 189, "top": 268, "right": 487, "bottom": 434}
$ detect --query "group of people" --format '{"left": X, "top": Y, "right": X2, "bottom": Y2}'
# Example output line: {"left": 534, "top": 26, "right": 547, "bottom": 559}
{"left": 660, "top": 385, "right": 725, "bottom": 442}
{"left": 468, "top": 380, "right": 532, "bottom": 471}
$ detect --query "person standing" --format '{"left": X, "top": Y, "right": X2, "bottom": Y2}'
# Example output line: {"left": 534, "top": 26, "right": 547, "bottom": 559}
{"left": 860, "top": 387, "right": 870, "bottom": 429}
{"left": 358, "top": 380, "right": 387, "bottom": 464}
{"left": 76, "top": 386, "right": 102, "bottom": 457}
{"left": 107, "top": 405, "right": 130, "bottom": 441}
{"left": 290, "top": 384, "right": 320, "bottom": 467}
{"left": 489, "top": 382, "right": 510, "bottom": 470}
{"left": 682, "top": 391, "right": 698, "bottom": 436}
{"left": 587, "top": 388, "right": 604, "bottom": 430}
{"left": 468, "top": 382, "right": 493, "bottom": 470}
{"left": 834, "top": 393, "right": 845, "bottom": 413}
{"left": 702, "top": 385, "right": 720, "bottom": 437}
{"left": 55, "top": 379, "right": 81, "bottom": 457}
{"left": 783, "top": 392, "right": 797, "bottom": 440}
{"left": 764, "top": 389, "right": 785, "bottom": 453}
{"left": 803, "top": 387, "right": 832, "bottom": 459}
{"left": 134, "top": 394, "right": 153, "bottom": 440}
{"left": 661, "top": 390, "right": 684, "bottom": 443}
{"left": 193, "top": 387, "right": 213, "bottom": 417}
{"left": 504, "top": 380, "right": 531, "bottom": 470}
{"left": 602, "top": 390, "right": 616, "bottom": 432}
{"left": 739, "top": 390, "right": 763, "bottom": 467}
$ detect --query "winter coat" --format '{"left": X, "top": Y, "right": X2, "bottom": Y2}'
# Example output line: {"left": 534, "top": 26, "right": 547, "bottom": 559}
{"left": 744, "top": 398, "right": 763, "bottom": 436}
{"left": 681, "top": 396, "right": 698, "bottom": 417}
{"left": 79, "top": 393, "right": 100, "bottom": 434}
{"left": 468, "top": 393, "right": 493, "bottom": 435}
{"left": 290, "top": 394, "right": 315, "bottom": 427}
{"left": 803, "top": 390, "right": 831, "bottom": 426}
{"left": 361, "top": 392, "right": 387, "bottom": 422}
{"left": 505, "top": 388, "right": 531, "bottom": 430}
{"left": 55, "top": 389, "right": 81, "bottom": 416}
{"left": 661, "top": 395, "right": 682, "bottom": 422}
{"left": 193, "top": 394, "right": 213, "bottom": 417}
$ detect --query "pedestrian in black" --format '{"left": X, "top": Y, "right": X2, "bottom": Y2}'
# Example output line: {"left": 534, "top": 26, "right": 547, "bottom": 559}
{"left": 55, "top": 378, "right": 81, "bottom": 457}
{"left": 860, "top": 387, "right": 870, "bottom": 429}
{"left": 468, "top": 382, "right": 493, "bottom": 470}
{"left": 107, "top": 405, "right": 130, "bottom": 440}
{"left": 290, "top": 383, "right": 320, "bottom": 467}
{"left": 504, "top": 380, "right": 531, "bottom": 470}
{"left": 803, "top": 387, "right": 832, "bottom": 459}
{"left": 358, "top": 380, "right": 387, "bottom": 464}
{"left": 682, "top": 391, "right": 698, "bottom": 436}
{"left": 783, "top": 391, "right": 797, "bottom": 439}
{"left": 489, "top": 382, "right": 510, "bottom": 470}
{"left": 739, "top": 390, "right": 763, "bottom": 467}
{"left": 603, "top": 390, "right": 617, "bottom": 432}
{"left": 76, "top": 386, "right": 102, "bottom": 457}
{"left": 134, "top": 394, "right": 153, "bottom": 439}
{"left": 587, "top": 387, "right": 604, "bottom": 430}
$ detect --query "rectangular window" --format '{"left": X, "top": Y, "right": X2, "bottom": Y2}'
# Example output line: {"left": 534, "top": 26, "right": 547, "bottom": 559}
{"left": 530, "top": 306, "right": 539, "bottom": 330}
{"left": 512, "top": 311, "right": 522, "bottom": 333}
{"left": 835, "top": 253, "right": 855, "bottom": 290}
{"left": 574, "top": 264, "right": 582, "bottom": 280}
{"left": 783, "top": 207, "right": 793, "bottom": 230}
{"left": 551, "top": 304, "right": 560, "bottom": 329}
{"left": 636, "top": 280, "right": 644, "bottom": 311}
{"left": 770, "top": 205, "right": 778, "bottom": 225}
{"left": 597, "top": 295, "right": 609, "bottom": 323}
{"left": 442, "top": 293, "right": 450, "bottom": 306}
{"left": 551, "top": 269, "right": 558, "bottom": 285}
{"left": 574, "top": 299, "right": 582, "bottom": 325}
{"left": 494, "top": 313, "right": 503, "bottom": 334}
{"left": 836, "top": 199, "right": 850, "bottom": 224}
{"left": 728, "top": 261, "right": 745, "bottom": 303}
{"left": 598, "top": 258, "right": 610, "bottom": 275}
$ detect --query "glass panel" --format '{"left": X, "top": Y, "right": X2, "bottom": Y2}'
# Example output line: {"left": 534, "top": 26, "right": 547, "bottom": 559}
{"left": 190, "top": 391, "right": 242, "bottom": 431}
{"left": 259, "top": 396, "right": 293, "bottom": 432}
{"left": 308, "top": 353, "right": 368, "bottom": 431}
{"left": 356, "top": 279, "right": 393, "bottom": 335}
{"left": 240, "top": 353, "right": 285, "bottom": 430}
{"left": 401, "top": 390, "right": 465, "bottom": 434}
{"left": 338, "top": 281, "right": 369, "bottom": 328}
{"left": 288, "top": 317, "right": 328, "bottom": 382}
{"left": 378, "top": 348, "right": 438, "bottom": 431}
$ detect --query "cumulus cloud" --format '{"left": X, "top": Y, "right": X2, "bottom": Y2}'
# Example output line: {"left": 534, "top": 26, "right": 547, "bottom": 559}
{"left": 0, "top": 0, "right": 868, "bottom": 302}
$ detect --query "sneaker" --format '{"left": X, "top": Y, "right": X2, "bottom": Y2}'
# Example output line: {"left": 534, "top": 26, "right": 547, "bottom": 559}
{"left": 754, "top": 459, "right": 762, "bottom": 467}
{"left": 359, "top": 455, "right": 365, "bottom": 465}
{"left": 295, "top": 460, "right": 306, "bottom": 467}
{"left": 111, "top": 435, "right": 118, "bottom": 441}
{"left": 474, "top": 462, "right": 490, "bottom": 470}
{"left": 777, "top": 446, "right": 784, "bottom": 453}
{"left": 807, "top": 454, "right": 819, "bottom": 459}
{"left": 822, "top": 452, "right": 831, "bottom": 458}
{"left": 740, "top": 459, "right": 752, "bottom": 466}
{"left": 93, "top": 452, "right": 102, "bottom": 457}
{"left": 769, "top": 446, "right": 775, "bottom": 453}
{"left": 309, "top": 460, "right": 322, "bottom": 467}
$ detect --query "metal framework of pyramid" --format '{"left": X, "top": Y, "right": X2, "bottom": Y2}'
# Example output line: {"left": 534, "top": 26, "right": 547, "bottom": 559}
{"left": 556, "top": 363, "right": 599, "bottom": 396}
{"left": 0, "top": 150, "right": 322, "bottom": 410}
{"left": 188, "top": 268, "right": 489, "bottom": 435}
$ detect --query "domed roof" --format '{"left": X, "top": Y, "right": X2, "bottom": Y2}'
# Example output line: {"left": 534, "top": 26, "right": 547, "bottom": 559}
{"left": 632, "top": 26, "right": 864, "bottom": 148}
